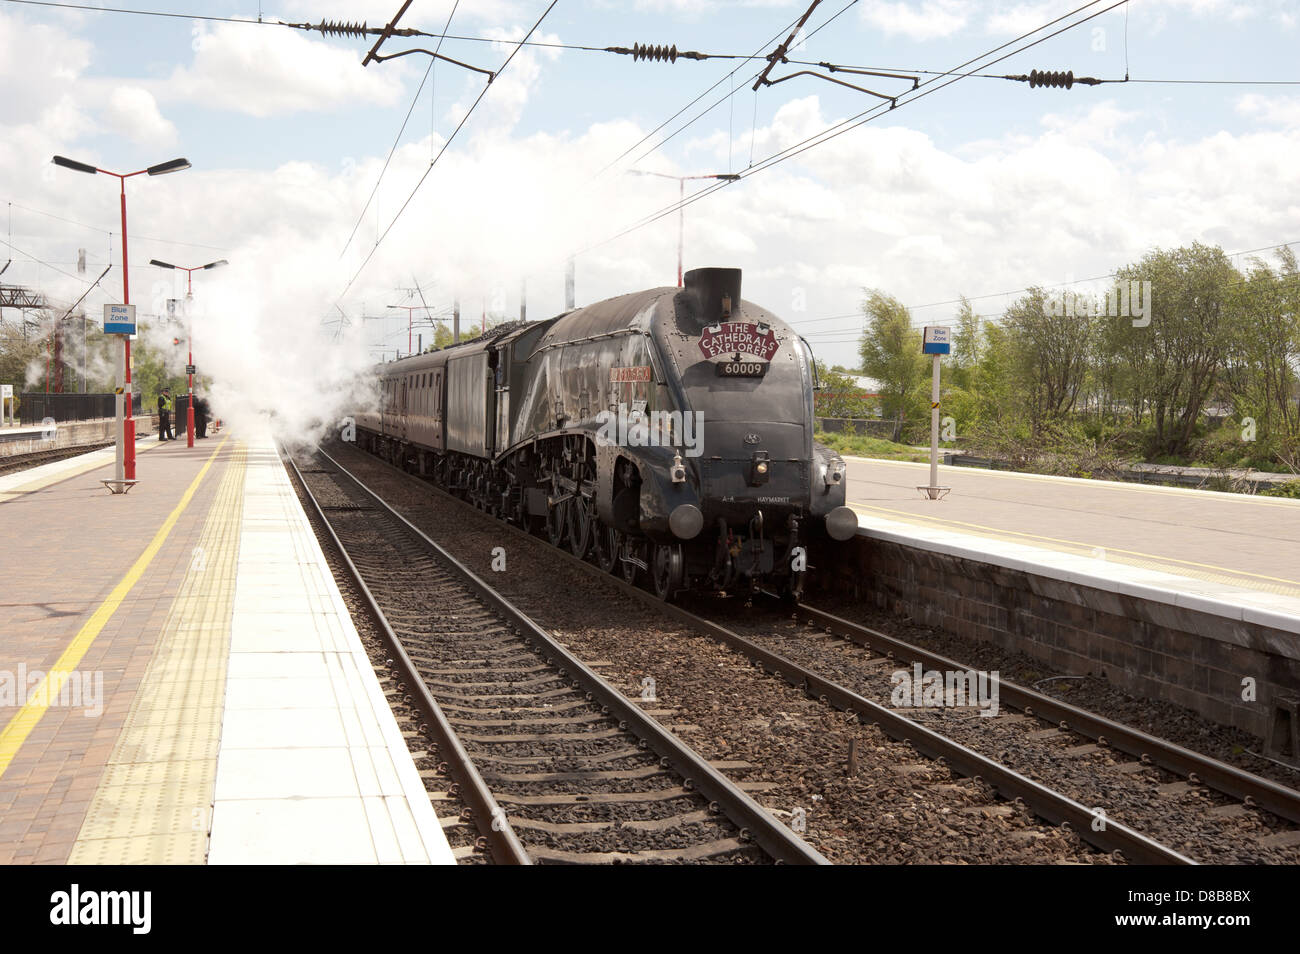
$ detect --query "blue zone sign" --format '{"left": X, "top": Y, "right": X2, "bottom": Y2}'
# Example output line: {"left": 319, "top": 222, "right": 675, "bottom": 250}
{"left": 922, "top": 325, "right": 951, "bottom": 355}
{"left": 104, "top": 303, "right": 136, "bottom": 335}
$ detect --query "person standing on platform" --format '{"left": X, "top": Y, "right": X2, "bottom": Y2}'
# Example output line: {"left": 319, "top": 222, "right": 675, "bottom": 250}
{"left": 195, "top": 394, "right": 209, "bottom": 439}
{"left": 157, "top": 387, "right": 174, "bottom": 442}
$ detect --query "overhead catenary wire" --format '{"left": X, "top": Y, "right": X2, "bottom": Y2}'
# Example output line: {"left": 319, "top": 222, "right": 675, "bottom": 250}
{"left": 1, "top": 236, "right": 120, "bottom": 295}
{"left": 1, "top": 198, "right": 230, "bottom": 252}
{"left": 578, "top": 0, "right": 1130, "bottom": 265}
{"left": 7, "top": 0, "right": 1294, "bottom": 87}
{"left": 338, "top": 0, "right": 560, "bottom": 300}
{"left": 338, "top": 0, "right": 463, "bottom": 260}
{"left": 592, "top": 8, "right": 817, "bottom": 178}
{"left": 616, "top": 0, "right": 865, "bottom": 174}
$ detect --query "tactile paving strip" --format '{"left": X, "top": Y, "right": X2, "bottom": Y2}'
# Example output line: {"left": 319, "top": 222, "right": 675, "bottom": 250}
{"left": 68, "top": 444, "right": 247, "bottom": 864}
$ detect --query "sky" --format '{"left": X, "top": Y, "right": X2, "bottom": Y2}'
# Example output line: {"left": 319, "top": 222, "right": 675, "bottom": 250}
{"left": 2, "top": 0, "right": 1298, "bottom": 426}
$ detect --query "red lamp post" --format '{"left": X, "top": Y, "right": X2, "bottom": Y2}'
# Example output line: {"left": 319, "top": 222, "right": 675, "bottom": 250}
{"left": 387, "top": 303, "right": 430, "bottom": 356}
{"left": 627, "top": 170, "right": 741, "bottom": 287}
{"left": 51, "top": 155, "right": 191, "bottom": 487}
{"left": 149, "top": 259, "right": 228, "bottom": 447}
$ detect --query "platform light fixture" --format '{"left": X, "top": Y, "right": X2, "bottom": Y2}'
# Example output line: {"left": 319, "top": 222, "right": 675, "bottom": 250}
{"left": 149, "top": 258, "right": 229, "bottom": 448}
{"left": 51, "top": 155, "right": 192, "bottom": 492}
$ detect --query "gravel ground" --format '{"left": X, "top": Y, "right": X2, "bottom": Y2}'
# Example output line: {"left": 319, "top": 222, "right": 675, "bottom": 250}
{"left": 324, "top": 441, "right": 1116, "bottom": 865}
{"left": 807, "top": 593, "right": 1300, "bottom": 794}
{"left": 701, "top": 602, "right": 1300, "bottom": 864}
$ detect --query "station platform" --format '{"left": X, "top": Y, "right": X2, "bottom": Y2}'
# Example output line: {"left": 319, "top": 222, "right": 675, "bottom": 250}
{"left": 843, "top": 456, "right": 1300, "bottom": 633}
{"left": 0, "top": 422, "right": 454, "bottom": 865}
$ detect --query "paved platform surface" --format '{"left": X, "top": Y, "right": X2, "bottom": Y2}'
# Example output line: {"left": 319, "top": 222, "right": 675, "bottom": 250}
{"left": 844, "top": 456, "right": 1300, "bottom": 630}
{"left": 0, "top": 421, "right": 453, "bottom": 864}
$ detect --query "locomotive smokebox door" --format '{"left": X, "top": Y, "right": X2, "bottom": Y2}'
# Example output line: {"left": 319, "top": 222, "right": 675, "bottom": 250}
{"left": 680, "top": 268, "right": 742, "bottom": 326}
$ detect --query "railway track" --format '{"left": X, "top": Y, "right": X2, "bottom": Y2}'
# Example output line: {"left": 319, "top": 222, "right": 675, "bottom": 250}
{"left": 785, "top": 603, "right": 1300, "bottom": 831}
{"left": 319, "top": 438, "right": 1240, "bottom": 864}
{"left": 285, "top": 445, "right": 828, "bottom": 865}
{"left": 333, "top": 440, "right": 1300, "bottom": 860}
{"left": 0, "top": 442, "right": 114, "bottom": 478}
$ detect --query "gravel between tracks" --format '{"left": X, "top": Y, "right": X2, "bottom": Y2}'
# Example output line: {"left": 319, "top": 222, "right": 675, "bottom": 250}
{"left": 705, "top": 605, "right": 1300, "bottom": 864}
{"left": 807, "top": 592, "right": 1300, "bottom": 795}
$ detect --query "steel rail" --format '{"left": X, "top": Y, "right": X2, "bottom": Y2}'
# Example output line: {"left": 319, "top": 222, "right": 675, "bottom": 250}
{"left": 284, "top": 448, "right": 533, "bottom": 865}
{"left": 311, "top": 446, "right": 830, "bottom": 866}
{"left": 795, "top": 601, "right": 1300, "bottom": 825}
{"left": 332, "top": 441, "right": 1195, "bottom": 864}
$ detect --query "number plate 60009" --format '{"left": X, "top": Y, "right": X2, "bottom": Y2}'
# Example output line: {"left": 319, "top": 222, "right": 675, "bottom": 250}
{"left": 716, "top": 361, "right": 767, "bottom": 377}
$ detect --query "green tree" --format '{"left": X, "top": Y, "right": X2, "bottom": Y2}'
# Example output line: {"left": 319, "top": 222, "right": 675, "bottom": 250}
{"left": 132, "top": 321, "right": 188, "bottom": 413}
{"left": 1109, "top": 243, "right": 1240, "bottom": 457}
{"left": 430, "top": 322, "right": 483, "bottom": 350}
{"left": 857, "top": 290, "right": 927, "bottom": 438}
{"left": 1221, "top": 248, "right": 1300, "bottom": 466}
{"left": 1000, "top": 286, "right": 1093, "bottom": 433}
{"left": 950, "top": 296, "right": 982, "bottom": 390}
{"left": 0, "top": 309, "right": 48, "bottom": 391}
{"left": 813, "top": 363, "right": 878, "bottom": 419}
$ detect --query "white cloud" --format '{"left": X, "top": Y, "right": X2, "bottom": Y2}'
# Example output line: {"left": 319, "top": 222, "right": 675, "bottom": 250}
{"left": 983, "top": 1, "right": 1081, "bottom": 36}
{"left": 0, "top": 12, "right": 92, "bottom": 125}
{"left": 104, "top": 87, "right": 178, "bottom": 146}
{"left": 861, "top": 0, "right": 975, "bottom": 41}
{"left": 159, "top": 22, "right": 408, "bottom": 117}
{"left": 1236, "top": 93, "right": 1300, "bottom": 127}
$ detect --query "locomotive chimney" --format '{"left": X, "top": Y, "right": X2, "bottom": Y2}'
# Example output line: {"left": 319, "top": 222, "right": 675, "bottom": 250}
{"left": 681, "top": 267, "right": 742, "bottom": 326}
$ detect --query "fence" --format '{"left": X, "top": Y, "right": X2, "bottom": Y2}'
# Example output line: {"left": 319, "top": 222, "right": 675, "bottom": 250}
{"left": 816, "top": 416, "right": 904, "bottom": 443}
{"left": 19, "top": 392, "right": 143, "bottom": 424}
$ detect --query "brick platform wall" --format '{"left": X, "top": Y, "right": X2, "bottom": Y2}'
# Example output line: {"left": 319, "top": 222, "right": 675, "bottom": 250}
{"left": 812, "top": 536, "right": 1300, "bottom": 740}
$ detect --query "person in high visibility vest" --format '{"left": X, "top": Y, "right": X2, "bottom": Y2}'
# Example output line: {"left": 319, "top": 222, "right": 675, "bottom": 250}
{"left": 157, "top": 387, "right": 174, "bottom": 442}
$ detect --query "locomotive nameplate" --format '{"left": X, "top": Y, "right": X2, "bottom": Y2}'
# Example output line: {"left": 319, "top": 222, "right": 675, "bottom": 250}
{"left": 716, "top": 361, "right": 768, "bottom": 377}
{"left": 697, "top": 321, "right": 779, "bottom": 361}
{"left": 610, "top": 366, "right": 653, "bottom": 383}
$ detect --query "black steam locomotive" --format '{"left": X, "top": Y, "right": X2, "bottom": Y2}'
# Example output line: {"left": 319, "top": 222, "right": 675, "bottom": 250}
{"left": 353, "top": 267, "right": 858, "bottom": 600}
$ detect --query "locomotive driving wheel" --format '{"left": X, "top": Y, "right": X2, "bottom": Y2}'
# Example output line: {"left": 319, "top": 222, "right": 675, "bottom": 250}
{"left": 546, "top": 495, "right": 568, "bottom": 548}
{"left": 594, "top": 521, "right": 620, "bottom": 573}
{"left": 650, "top": 542, "right": 685, "bottom": 601}
{"left": 566, "top": 458, "right": 596, "bottom": 559}
{"left": 621, "top": 538, "right": 645, "bottom": 585}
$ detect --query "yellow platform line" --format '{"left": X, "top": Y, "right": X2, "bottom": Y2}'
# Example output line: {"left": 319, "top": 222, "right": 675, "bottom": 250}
{"left": 851, "top": 502, "right": 1300, "bottom": 596}
{"left": 0, "top": 436, "right": 230, "bottom": 782}
{"left": 69, "top": 442, "right": 247, "bottom": 864}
